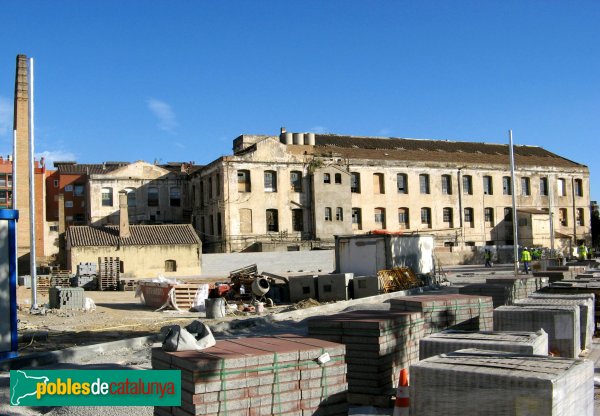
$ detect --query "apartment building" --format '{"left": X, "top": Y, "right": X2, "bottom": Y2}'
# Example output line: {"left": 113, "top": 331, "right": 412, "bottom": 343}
{"left": 191, "top": 129, "right": 591, "bottom": 256}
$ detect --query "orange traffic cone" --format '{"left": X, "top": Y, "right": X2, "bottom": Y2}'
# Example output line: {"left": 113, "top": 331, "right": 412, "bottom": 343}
{"left": 393, "top": 368, "right": 409, "bottom": 416}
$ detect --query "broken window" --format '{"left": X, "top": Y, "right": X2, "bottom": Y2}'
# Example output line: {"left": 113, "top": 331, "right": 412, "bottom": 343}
{"left": 336, "top": 207, "right": 343, "bottom": 221}
{"left": 443, "top": 207, "right": 453, "bottom": 227}
{"left": 325, "top": 207, "right": 332, "bottom": 221}
{"left": 352, "top": 208, "right": 362, "bottom": 230}
{"left": 374, "top": 207, "right": 386, "bottom": 228}
{"left": 264, "top": 170, "right": 277, "bottom": 192}
{"left": 502, "top": 176, "right": 512, "bottom": 195}
{"left": 483, "top": 176, "right": 493, "bottom": 195}
{"left": 292, "top": 209, "right": 303, "bottom": 231}
{"left": 398, "top": 207, "right": 409, "bottom": 229}
{"left": 165, "top": 260, "right": 177, "bottom": 272}
{"left": 266, "top": 209, "right": 279, "bottom": 232}
{"left": 373, "top": 173, "right": 385, "bottom": 194}
{"left": 397, "top": 173, "right": 408, "bottom": 194}
{"left": 559, "top": 208, "right": 568, "bottom": 226}
{"left": 238, "top": 170, "right": 251, "bottom": 193}
{"left": 419, "top": 174, "right": 430, "bottom": 194}
{"left": 557, "top": 178, "right": 566, "bottom": 196}
{"left": 575, "top": 179, "right": 583, "bottom": 197}
{"left": 170, "top": 187, "right": 181, "bottom": 207}
{"left": 463, "top": 175, "right": 473, "bottom": 195}
{"left": 147, "top": 187, "right": 159, "bottom": 207}
{"left": 351, "top": 172, "right": 361, "bottom": 193}
{"left": 290, "top": 171, "right": 302, "bottom": 192}
{"left": 421, "top": 207, "right": 431, "bottom": 227}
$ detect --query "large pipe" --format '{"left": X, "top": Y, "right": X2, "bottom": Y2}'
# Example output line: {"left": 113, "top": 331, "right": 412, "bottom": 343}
{"left": 28, "top": 57, "right": 37, "bottom": 310}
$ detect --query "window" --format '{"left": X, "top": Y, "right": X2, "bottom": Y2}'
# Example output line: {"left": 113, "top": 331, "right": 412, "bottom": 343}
{"left": 0, "top": 190, "right": 7, "bottom": 204}
{"left": 165, "top": 260, "right": 177, "bottom": 272}
{"left": 521, "top": 177, "right": 530, "bottom": 196}
{"left": 49, "top": 225, "right": 59, "bottom": 232}
{"left": 557, "top": 178, "right": 566, "bottom": 196}
{"left": 292, "top": 209, "right": 303, "bottom": 231}
{"left": 208, "top": 177, "right": 213, "bottom": 198}
{"left": 6, "top": 175, "right": 11, "bottom": 187}
{"left": 419, "top": 174, "right": 430, "bottom": 194}
{"left": 199, "top": 181, "right": 205, "bottom": 206}
{"left": 239, "top": 208, "right": 253, "bottom": 233}
{"left": 464, "top": 208, "right": 474, "bottom": 227}
{"left": 397, "top": 173, "right": 408, "bottom": 194}
{"left": 65, "top": 201, "right": 73, "bottom": 208}
{"left": 147, "top": 187, "right": 159, "bottom": 207}
{"left": 101, "top": 187, "right": 113, "bottom": 206}
{"left": 504, "top": 207, "right": 513, "bottom": 222}
{"left": 351, "top": 172, "right": 361, "bottom": 193}
{"left": 336, "top": 207, "right": 343, "bottom": 221}
{"left": 442, "top": 207, "right": 453, "bottom": 227}
{"left": 575, "top": 179, "right": 583, "bottom": 197}
{"left": 576, "top": 208, "right": 584, "bottom": 226}
{"left": 421, "top": 208, "right": 431, "bottom": 228}
{"left": 503, "top": 176, "right": 512, "bottom": 195}
{"left": 352, "top": 208, "right": 362, "bottom": 230}
{"left": 264, "top": 171, "right": 277, "bottom": 192}
{"left": 216, "top": 174, "right": 221, "bottom": 196}
{"left": 484, "top": 207, "right": 494, "bottom": 226}
{"left": 559, "top": 208, "right": 568, "bottom": 226}
{"left": 441, "top": 175, "right": 452, "bottom": 195}
{"left": 238, "top": 170, "right": 251, "bottom": 192}
{"left": 540, "top": 177, "right": 548, "bottom": 196}
{"left": 374, "top": 173, "right": 385, "bottom": 194}
{"left": 324, "top": 173, "right": 331, "bottom": 184}
{"left": 65, "top": 184, "right": 73, "bottom": 192}
{"left": 325, "top": 207, "right": 332, "bottom": 221}
{"left": 53, "top": 179, "right": 59, "bottom": 188}
{"left": 217, "top": 213, "right": 222, "bottom": 236}
{"left": 374, "top": 208, "right": 386, "bottom": 228}
{"left": 290, "top": 171, "right": 302, "bottom": 192}
{"left": 0, "top": 175, "right": 6, "bottom": 187}
{"left": 170, "top": 187, "right": 181, "bottom": 207}
{"left": 74, "top": 184, "right": 85, "bottom": 197}
{"left": 398, "top": 208, "right": 409, "bottom": 229}
{"left": 125, "top": 188, "right": 136, "bottom": 207}
{"left": 463, "top": 175, "right": 473, "bottom": 195}
{"left": 483, "top": 176, "right": 493, "bottom": 195}
{"left": 334, "top": 173, "right": 342, "bottom": 184}
{"left": 266, "top": 209, "right": 279, "bottom": 232}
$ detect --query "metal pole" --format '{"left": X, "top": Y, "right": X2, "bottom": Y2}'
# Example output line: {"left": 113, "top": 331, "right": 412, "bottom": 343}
{"left": 12, "top": 130, "right": 18, "bottom": 280}
{"left": 548, "top": 175, "right": 555, "bottom": 253}
{"left": 28, "top": 57, "right": 37, "bottom": 310}
{"left": 509, "top": 130, "right": 519, "bottom": 275}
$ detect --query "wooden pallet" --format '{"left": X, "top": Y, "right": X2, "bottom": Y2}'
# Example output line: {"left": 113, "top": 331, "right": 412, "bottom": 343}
{"left": 37, "top": 276, "right": 51, "bottom": 294}
{"left": 172, "top": 284, "right": 203, "bottom": 310}
{"left": 98, "top": 257, "right": 120, "bottom": 291}
{"left": 51, "top": 270, "right": 72, "bottom": 287}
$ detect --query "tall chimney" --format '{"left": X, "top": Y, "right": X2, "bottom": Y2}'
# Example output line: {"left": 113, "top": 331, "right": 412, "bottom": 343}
{"left": 119, "top": 191, "right": 130, "bottom": 238}
{"left": 14, "top": 54, "right": 32, "bottom": 269}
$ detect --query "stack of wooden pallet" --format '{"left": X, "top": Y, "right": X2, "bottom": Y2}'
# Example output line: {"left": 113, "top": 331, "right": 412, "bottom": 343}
{"left": 390, "top": 294, "right": 494, "bottom": 335}
{"left": 98, "top": 256, "right": 120, "bottom": 291}
{"left": 50, "top": 270, "right": 71, "bottom": 287}
{"left": 152, "top": 335, "right": 348, "bottom": 416}
{"left": 308, "top": 310, "right": 424, "bottom": 408}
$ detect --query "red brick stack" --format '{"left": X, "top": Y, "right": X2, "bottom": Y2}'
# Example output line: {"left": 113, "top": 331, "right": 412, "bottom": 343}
{"left": 152, "top": 335, "right": 348, "bottom": 416}
{"left": 308, "top": 310, "right": 424, "bottom": 407}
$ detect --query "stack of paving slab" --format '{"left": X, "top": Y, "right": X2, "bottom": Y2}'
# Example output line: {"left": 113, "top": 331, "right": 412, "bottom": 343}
{"left": 515, "top": 294, "right": 594, "bottom": 350}
{"left": 389, "top": 294, "right": 494, "bottom": 335}
{"left": 152, "top": 335, "right": 348, "bottom": 416}
{"left": 539, "top": 282, "right": 600, "bottom": 330}
{"left": 458, "top": 283, "right": 515, "bottom": 307}
{"left": 533, "top": 270, "right": 568, "bottom": 283}
{"left": 48, "top": 287, "right": 85, "bottom": 309}
{"left": 419, "top": 329, "right": 548, "bottom": 359}
{"left": 410, "top": 348, "right": 594, "bottom": 416}
{"left": 494, "top": 304, "right": 580, "bottom": 357}
{"left": 485, "top": 275, "right": 548, "bottom": 300}
{"left": 307, "top": 310, "right": 424, "bottom": 408}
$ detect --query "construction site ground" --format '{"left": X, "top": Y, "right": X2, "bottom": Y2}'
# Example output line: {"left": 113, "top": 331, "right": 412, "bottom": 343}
{"left": 3, "top": 264, "right": 600, "bottom": 415}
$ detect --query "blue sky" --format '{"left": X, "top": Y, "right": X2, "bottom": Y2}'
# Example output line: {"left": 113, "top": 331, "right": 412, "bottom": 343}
{"left": 0, "top": 1, "right": 598, "bottom": 199}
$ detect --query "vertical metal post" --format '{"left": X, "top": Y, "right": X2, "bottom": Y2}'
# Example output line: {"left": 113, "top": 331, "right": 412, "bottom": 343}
{"left": 28, "top": 57, "right": 37, "bottom": 310}
{"left": 509, "top": 130, "right": 519, "bottom": 275}
{"left": 548, "top": 174, "right": 555, "bottom": 252}
{"left": 12, "top": 129, "right": 18, "bottom": 280}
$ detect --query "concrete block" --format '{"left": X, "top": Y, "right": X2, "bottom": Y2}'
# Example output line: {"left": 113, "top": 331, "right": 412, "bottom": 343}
{"left": 317, "top": 273, "right": 353, "bottom": 302}
{"left": 352, "top": 275, "right": 380, "bottom": 298}
{"left": 288, "top": 275, "right": 317, "bottom": 303}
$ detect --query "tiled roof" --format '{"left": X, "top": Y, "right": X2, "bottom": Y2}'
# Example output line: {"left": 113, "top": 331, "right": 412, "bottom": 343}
{"left": 302, "top": 134, "right": 586, "bottom": 168}
{"left": 56, "top": 163, "right": 129, "bottom": 175}
{"left": 67, "top": 224, "right": 201, "bottom": 247}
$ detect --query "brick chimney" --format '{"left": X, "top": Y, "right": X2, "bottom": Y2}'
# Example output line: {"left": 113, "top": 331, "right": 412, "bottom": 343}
{"left": 119, "top": 191, "right": 130, "bottom": 238}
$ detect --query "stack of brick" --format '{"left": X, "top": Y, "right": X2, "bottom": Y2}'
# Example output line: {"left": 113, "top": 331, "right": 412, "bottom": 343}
{"left": 48, "top": 287, "right": 85, "bottom": 309}
{"left": 494, "top": 305, "right": 580, "bottom": 358}
{"left": 485, "top": 276, "right": 548, "bottom": 300}
{"left": 514, "top": 296, "right": 594, "bottom": 350}
{"left": 458, "top": 283, "right": 514, "bottom": 307}
{"left": 533, "top": 270, "right": 567, "bottom": 283}
{"left": 152, "top": 335, "right": 348, "bottom": 416}
{"left": 98, "top": 256, "right": 120, "bottom": 291}
{"left": 50, "top": 269, "right": 72, "bottom": 287}
{"left": 419, "top": 330, "right": 548, "bottom": 359}
{"left": 410, "top": 348, "right": 594, "bottom": 416}
{"left": 540, "top": 283, "right": 600, "bottom": 330}
{"left": 72, "top": 275, "right": 97, "bottom": 290}
{"left": 389, "top": 294, "right": 494, "bottom": 335}
{"left": 307, "top": 310, "right": 424, "bottom": 407}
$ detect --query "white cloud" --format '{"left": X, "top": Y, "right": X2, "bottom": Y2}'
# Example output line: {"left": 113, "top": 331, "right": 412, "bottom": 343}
{"left": 0, "top": 97, "right": 12, "bottom": 136}
{"left": 309, "top": 126, "right": 328, "bottom": 134}
{"left": 147, "top": 98, "right": 178, "bottom": 133}
{"left": 36, "top": 150, "right": 77, "bottom": 166}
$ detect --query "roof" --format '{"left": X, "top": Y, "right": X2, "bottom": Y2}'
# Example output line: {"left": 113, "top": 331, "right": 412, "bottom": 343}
{"left": 290, "top": 134, "right": 586, "bottom": 169}
{"left": 67, "top": 224, "right": 201, "bottom": 247}
{"left": 55, "top": 162, "right": 129, "bottom": 175}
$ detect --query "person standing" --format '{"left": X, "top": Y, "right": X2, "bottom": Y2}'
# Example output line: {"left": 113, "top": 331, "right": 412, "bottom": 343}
{"left": 578, "top": 243, "right": 588, "bottom": 261}
{"left": 484, "top": 249, "right": 493, "bottom": 268}
{"left": 521, "top": 247, "right": 532, "bottom": 274}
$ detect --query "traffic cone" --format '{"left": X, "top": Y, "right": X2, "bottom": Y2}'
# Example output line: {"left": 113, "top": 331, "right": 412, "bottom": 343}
{"left": 393, "top": 368, "right": 409, "bottom": 416}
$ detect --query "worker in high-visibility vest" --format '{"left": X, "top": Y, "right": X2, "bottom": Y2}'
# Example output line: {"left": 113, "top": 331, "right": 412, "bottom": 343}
{"left": 521, "top": 247, "right": 532, "bottom": 274}
{"left": 578, "top": 243, "right": 588, "bottom": 261}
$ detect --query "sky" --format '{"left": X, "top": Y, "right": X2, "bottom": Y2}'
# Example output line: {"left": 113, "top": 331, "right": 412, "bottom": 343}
{"left": 0, "top": 1, "right": 598, "bottom": 199}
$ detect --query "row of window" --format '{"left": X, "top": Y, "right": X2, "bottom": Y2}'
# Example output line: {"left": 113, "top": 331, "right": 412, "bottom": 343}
{"left": 350, "top": 172, "right": 584, "bottom": 197}
{"left": 0, "top": 174, "right": 13, "bottom": 188}
{"left": 100, "top": 187, "right": 181, "bottom": 207}
{"left": 237, "top": 170, "right": 305, "bottom": 193}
